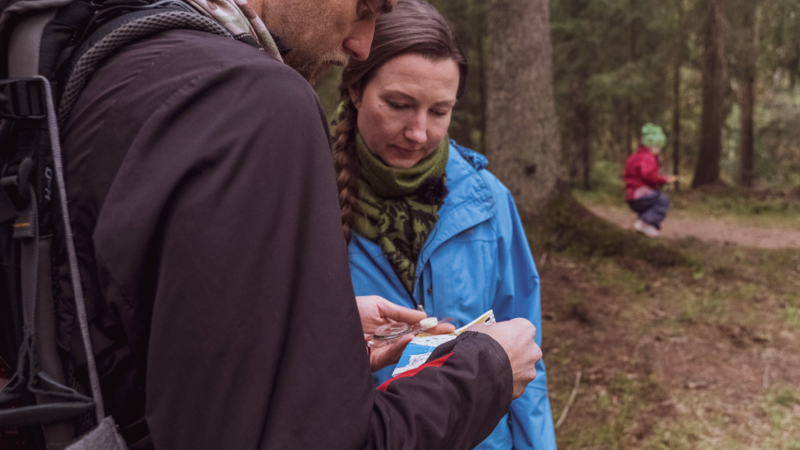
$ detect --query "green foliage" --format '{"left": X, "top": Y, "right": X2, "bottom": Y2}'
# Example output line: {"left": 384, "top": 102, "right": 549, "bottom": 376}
{"left": 593, "top": 260, "right": 648, "bottom": 295}
{"left": 550, "top": 0, "right": 800, "bottom": 189}
{"left": 762, "top": 384, "right": 800, "bottom": 434}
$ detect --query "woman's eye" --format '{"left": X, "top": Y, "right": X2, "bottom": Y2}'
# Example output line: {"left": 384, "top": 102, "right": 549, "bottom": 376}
{"left": 432, "top": 109, "right": 450, "bottom": 117}
{"left": 387, "top": 101, "right": 408, "bottom": 110}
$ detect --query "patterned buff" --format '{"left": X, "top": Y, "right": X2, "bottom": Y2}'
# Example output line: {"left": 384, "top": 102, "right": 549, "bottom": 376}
{"left": 185, "top": 0, "right": 282, "bottom": 61}
{"left": 354, "top": 133, "right": 449, "bottom": 295}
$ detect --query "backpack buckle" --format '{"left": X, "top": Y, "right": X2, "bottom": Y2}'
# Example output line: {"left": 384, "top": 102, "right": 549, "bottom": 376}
{"left": 0, "top": 78, "right": 46, "bottom": 120}
{"left": 0, "top": 158, "right": 33, "bottom": 224}
{"left": 0, "top": 158, "right": 33, "bottom": 202}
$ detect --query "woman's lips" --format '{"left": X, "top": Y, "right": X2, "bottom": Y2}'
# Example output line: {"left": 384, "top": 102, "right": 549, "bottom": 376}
{"left": 389, "top": 144, "right": 420, "bottom": 155}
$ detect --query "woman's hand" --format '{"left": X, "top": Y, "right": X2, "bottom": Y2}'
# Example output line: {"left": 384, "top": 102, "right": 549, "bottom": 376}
{"left": 356, "top": 295, "right": 456, "bottom": 371}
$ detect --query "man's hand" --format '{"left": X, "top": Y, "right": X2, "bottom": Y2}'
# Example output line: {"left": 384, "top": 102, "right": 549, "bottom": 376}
{"left": 469, "top": 318, "right": 542, "bottom": 399}
{"left": 356, "top": 295, "right": 455, "bottom": 372}
{"left": 666, "top": 175, "right": 678, "bottom": 184}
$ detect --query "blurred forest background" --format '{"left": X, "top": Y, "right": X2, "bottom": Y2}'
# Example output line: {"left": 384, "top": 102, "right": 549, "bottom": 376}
{"left": 316, "top": 1, "right": 800, "bottom": 448}
{"left": 318, "top": 0, "right": 800, "bottom": 195}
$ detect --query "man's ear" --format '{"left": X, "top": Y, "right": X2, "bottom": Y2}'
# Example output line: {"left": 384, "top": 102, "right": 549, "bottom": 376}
{"left": 349, "top": 87, "right": 362, "bottom": 109}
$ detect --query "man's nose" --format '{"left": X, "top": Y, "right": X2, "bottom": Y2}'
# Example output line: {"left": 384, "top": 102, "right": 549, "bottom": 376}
{"left": 343, "top": 21, "right": 375, "bottom": 61}
{"left": 404, "top": 114, "right": 427, "bottom": 144}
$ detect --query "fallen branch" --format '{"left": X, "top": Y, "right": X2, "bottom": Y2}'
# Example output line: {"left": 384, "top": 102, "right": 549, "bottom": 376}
{"left": 555, "top": 370, "right": 582, "bottom": 430}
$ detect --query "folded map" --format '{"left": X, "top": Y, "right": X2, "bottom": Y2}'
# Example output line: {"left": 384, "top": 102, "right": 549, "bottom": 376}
{"left": 392, "top": 310, "right": 496, "bottom": 376}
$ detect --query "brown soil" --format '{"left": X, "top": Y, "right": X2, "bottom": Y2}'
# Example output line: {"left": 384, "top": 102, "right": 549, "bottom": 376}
{"left": 539, "top": 237, "right": 800, "bottom": 449}
{"left": 588, "top": 205, "right": 800, "bottom": 249}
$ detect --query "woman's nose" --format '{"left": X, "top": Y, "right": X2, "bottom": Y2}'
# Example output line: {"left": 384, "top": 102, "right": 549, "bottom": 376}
{"left": 404, "top": 114, "right": 427, "bottom": 144}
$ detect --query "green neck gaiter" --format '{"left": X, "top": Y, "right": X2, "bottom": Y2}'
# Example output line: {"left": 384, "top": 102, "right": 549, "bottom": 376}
{"left": 354, "top": 133, "right": 449, "bottom": 295}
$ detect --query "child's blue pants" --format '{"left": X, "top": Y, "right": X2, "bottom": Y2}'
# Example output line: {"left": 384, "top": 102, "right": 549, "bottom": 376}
{"left": 628, "top": 192, "right": 670, "bottom": 229}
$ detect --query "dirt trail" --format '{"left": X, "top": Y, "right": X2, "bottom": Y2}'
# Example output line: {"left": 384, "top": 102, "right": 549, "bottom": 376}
{"left": 588, "top": 205, "right": 800, "bottom": 249}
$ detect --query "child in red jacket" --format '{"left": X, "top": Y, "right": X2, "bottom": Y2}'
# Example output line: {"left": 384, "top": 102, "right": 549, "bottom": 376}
{"left": 624, "top": 124, "right": 676, "bottom": 237}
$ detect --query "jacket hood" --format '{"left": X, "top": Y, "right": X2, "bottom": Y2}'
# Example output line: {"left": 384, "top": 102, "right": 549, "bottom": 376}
{"left": 451, "top": 140, "right": 488, "bottom": 170}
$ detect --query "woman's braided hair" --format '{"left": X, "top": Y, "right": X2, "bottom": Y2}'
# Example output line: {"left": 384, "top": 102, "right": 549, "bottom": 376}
{"left": 332, "top": 99, "right": 361, "bottom": 243}
{"left": 332, "top": 0, "right": 468, "bottom": 243}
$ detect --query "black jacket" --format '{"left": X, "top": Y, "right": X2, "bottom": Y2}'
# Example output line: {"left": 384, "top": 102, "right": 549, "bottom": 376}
{"left": 55, "top": 29, "right": 513, "bottom": 449}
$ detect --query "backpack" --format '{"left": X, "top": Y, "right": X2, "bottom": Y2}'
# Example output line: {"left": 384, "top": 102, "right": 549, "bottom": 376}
{"left": 0, "top": 1, "right": 230, "bottom": 448}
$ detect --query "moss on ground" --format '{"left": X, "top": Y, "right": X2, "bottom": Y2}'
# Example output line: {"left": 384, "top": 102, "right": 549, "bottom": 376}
{"left": 528, "top": 192, "right": 693, "bottom": 268}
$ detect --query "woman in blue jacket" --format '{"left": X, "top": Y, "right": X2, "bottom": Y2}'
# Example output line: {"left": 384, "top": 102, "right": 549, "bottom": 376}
{"left": 331, "top": 1, "right": 556, "bottom": 449}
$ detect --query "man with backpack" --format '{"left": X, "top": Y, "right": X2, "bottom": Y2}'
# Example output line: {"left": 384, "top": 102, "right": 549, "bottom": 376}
{"left": 0, "top": 0, "right": 545, "bottom": 448}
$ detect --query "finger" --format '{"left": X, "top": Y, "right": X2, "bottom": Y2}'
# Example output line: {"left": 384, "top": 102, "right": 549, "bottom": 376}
{"left": 425, "top": 323, "right": 456, "bottom": 335}
{"left": 371, "top": 333, "right": 414, "bottom": 371}
{"left": 466, "top": 322, "right": 491, "bottom": 332}
{"left": 378, "top": 299, "right": 427, "bottom": 324}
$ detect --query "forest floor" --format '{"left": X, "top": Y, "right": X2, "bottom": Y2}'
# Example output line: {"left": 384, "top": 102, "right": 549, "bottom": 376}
{"left": 535, "top": 187, "right": 800, "bottom": 450}
{"left": 586, "top": 204, "right": 800, "bottom": 249}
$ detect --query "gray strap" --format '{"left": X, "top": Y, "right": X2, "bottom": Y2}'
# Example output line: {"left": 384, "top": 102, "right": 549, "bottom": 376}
{"left": 37, "top": 75, "right": 106, "bottom": 423}
{"left": 15, "top": 192, "right": 38, "bottom": 329}
{"left": 15, "top": 183, "right": 75, "bottom": 447}
{"left": 0, "top": 0, "right": 71, "bottom": 30}
{"left": 7, "top": 9, "right": 57, "bottom": 78}
{"left": 36, "top": 237, "right": 77, "bottom": 449}
{"left": 65, "top": 416, "right": 127, "bottom": 450}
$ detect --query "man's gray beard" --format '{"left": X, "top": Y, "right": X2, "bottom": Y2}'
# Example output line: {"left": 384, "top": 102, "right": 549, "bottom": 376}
{"left": 291, "top": 50, "right": 348, "bottom": 84}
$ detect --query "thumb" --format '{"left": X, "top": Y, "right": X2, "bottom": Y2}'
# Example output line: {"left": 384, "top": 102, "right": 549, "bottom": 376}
{"left": 378, "top": 299, "right": 427, "bottom": 325}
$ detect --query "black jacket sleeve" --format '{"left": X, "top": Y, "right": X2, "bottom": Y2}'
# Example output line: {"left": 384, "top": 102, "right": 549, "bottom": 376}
{"left": 58, "top": 30, "right": 512, "bottom": 450}
{"left": 370, "top": 332, "right": 512, "bottom": 449}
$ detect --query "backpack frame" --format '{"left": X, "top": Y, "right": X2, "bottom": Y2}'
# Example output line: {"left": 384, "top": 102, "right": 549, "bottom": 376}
{"left": 0, "top": 2, "right": 230, "bottom": 448}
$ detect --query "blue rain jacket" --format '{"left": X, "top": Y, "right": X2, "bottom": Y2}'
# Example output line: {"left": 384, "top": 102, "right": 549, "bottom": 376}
{"left": 349, "top": 141, "right": 557, "bottom": 450}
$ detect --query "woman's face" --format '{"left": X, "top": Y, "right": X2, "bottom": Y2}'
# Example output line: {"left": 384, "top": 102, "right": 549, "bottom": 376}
{"left": 352, "top": 53, "right": 460, "bottom": 168}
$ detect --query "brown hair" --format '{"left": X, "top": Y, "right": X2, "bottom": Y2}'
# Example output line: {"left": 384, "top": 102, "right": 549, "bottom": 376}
{"left": 332, "top": 0, "right": 467, "bottom": 243}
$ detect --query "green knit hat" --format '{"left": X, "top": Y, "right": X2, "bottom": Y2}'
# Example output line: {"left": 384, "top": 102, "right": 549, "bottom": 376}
{"left": 641, "top": 123, "right": 666, "bottom": 148}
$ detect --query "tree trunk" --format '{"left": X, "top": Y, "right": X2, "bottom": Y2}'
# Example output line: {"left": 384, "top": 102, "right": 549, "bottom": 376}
{"left": 672, "top": 0, "right": 684, "bottom": 191}
{"left": 567, "top": 106, "right": 592, "bottom": 190}
{"left": 692, "top": 0, "right": 727, "bottom": 187}
{"left": 486, "top": 0, "right": 561, "bottom": 218}
{"left": 626, "top": 103, "right": 634, "bottom": 157}
{"left": 567, "top": 79, "right": 592, "bottom": 189}
{"left": 739, "top": 70, "right": 755, "bottom": 187}
{"left": 672, "top": 60, "right": 681, "bottom": 191}
{"left": 479, "top": 33, "right": 488, "bottom": 153}
{"left": 739, "top": 2, "right": 758, "bottom": 188}
{"left": 577, "top": 103, "right": 592, "bottom": 190}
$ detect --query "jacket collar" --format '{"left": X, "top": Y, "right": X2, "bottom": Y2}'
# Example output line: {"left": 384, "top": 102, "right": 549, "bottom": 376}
{"left": 414, "top": 141, "right": 495, "bottom": 279}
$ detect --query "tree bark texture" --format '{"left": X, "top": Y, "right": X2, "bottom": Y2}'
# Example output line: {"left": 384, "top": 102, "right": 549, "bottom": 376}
{"left": 739, "top": 2, "right": 758, "bottom": 187}
{"left": 486, "top": 0, "right": 561, "bottom": 218}
{"left": 692, "top": 0, "right": 727, "bottom": 187}
{"left": 575, "top": 100, "right": 592, "bottom": 190}
{"left": 567, "top": 79, "right": 592, "bottom": 189}
{"left": 567, "top": 108, "right": 592, "bottom": 190}
{"left": 739, "top": 69, "right": 755, "bottom": 187}
{"left": 672, "top": 60, "right": 681, "bottom": 191}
